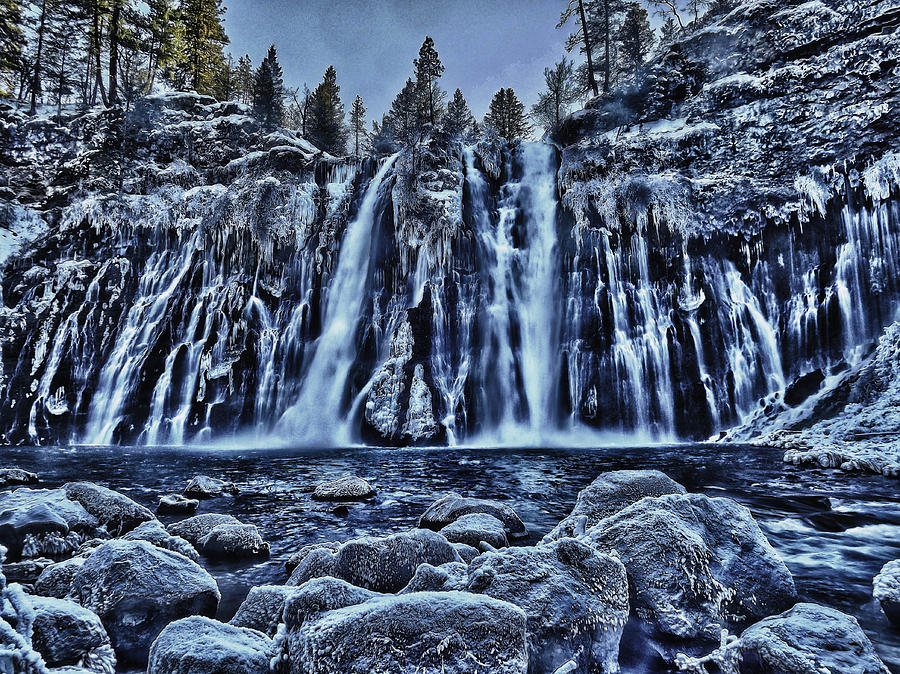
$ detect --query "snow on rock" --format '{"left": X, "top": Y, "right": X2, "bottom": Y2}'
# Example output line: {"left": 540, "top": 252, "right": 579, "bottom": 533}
{"left": 874, "top": 560, "right": 900, "bottom": 626}
{"left": 0, "top": 545, "right": 50, "bottom": 674}
{"left": 403, "top": 363, "right": 439, "bottom": 441}
{"left": 0, "top": 468, "right": 38, "bottom": 487}
{"left": 122, "top": 521, "right": 199, "bottom": 562}
{"left": 418, "top": 492, "right": 528, "bottom": 540}
{"left": 62, "top": 482, "right": 155, "bottom": 536}
{"left": 0, "top": 488, "right": 102, "bottom": 560}
{"left": 184, "top": 476, "right": 238, "bottom": 499}
{"left": 439, "top": 513, "right": 509, "bottom": 549}
{"left": 147, "top": 616, "right": 273, "bottom": 674}
{"left": 286, "top": 528, "right": 461, "bottom": 593}
{"left": 156, "top": 494, "right": 199, "bottom": 515}
{"left": 166, "top": 513, "right": 242, "bottom": 546}
{"left": 196, "top": 523, "right": 269, "bottom": 559}
{"left": 230, "top": 586, "right": 302, "bottom": 638}
{"left": 66, "top": 540, "right": 220, "bottom": 665}
{"left": 29, "top": 595, "right": 115, "bottom": 674}
{"left": 33, "top": 557, "right": 88, "bottom": 599}
{"left": 400, "top": 562, "right": 470, "bottom": 594}
{"left": 311, "top": 476, "right": 375, "bottom": 501}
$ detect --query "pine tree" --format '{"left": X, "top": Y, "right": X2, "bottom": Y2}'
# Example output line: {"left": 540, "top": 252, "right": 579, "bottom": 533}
{"left": 234, "top": 53, "right": 252, "bottom": 104}
{"left": 532, "top": 58, "right": 581, "bottom": 132}
{"left": 413, "top": 35, "right": 444, "bottom": 126}
{"left": 0, "top": 0, "right": 25, "bottom": 92}
{"left": 483, "top": 88, "right": 533, "bottom": 143}
{"left": 443, "top": 88, "right": 476, "bottom": 139}
{"left": 349, "top": 94, "right": 366, "bottom": 156}
{"left": 307, "top": 65, "right": 348, "bottom": 155}
{"left": 618, "top": 2, "right": 654, "bottom": 78}
{"left": 252, "top": 44, "right": 284, "bottom": 128}
{"left": 558, "top": 0, "right": 599, "bottom": 96}
{"left": 173, "top": 0, "right": 228, "bottom": 96}
{"left": 659, "top": 17, "right": 678, "bottom": 45}
{"left": 144, "top": 0, "right": 176, "bottom": 92}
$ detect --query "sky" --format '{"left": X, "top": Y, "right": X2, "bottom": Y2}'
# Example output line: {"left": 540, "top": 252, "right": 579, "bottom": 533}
{"left": 222, "top": 0, "right": 571, "bottom": 124}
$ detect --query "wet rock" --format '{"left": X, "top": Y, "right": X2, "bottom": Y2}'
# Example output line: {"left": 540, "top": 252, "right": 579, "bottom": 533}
{"left": 874, "top": 559, "right": 900, "bottom": 626}
{"left": 30, "top": 595, "right": 115, "bottom": 673}
{"left": 287, "top": 529, "right": 461, "bottom": 593}
{"left": 584, "top": 493, "right": 796, "bottom": 646}
{"left": 230, "top": 585, "right": 301, "bottom": 637}
{"left": 400, "top": 562, "right": 468, "bottom": 593}
{"left": 196, "top": 523, "right": 269, "bottom": 559}
{"left": 464, "top": 538, "right": 629, "bottom": 674}
{"left": 440, "top": 512, "right": 509, "bottom": 549}
{"left": 284, "top": 542, "right": 340, "bottom": 573}
{"left": 122, "top": 520, "right": 199, "bottom": 562}
{"left": 1, "top": 557, "right": 53, "bottom": 584}
{"left": 34, "top": 557, "right": 88, "bottom": 598}
{"left": 148, "top": 616, "right": 272, "bottom": 674}
{"left": 418, "top": 492, "right": 527, "bottom": 539}
{"left": 0, "top": 468, "right": 38, "bottom": 488}
{"left": 282, "top": 576, "right": 380, "bottom": 630}
{"left": 311, "top": 475, "right": 375, "bottom": 501}
{"left": 166, "top": 513, "right": 242, "bottom": 545}
{"left": 736, "top": 603, "right": 889, "bottom": 674}
{"left": 67, "top": 540, "right": 220, "bottom": 665}
{"left": 452, "top": 542, "right": 479, "bottom": 563}
{"left": 277, "top": 589, "right": 528, "bottom": 674}
{"left": 156, "top": 494, "right": 199, "bottom": 516}
{"left": 0, "top": 488, "right": 101, "bottom": 560}
{"left": 543, "top": 469, "right": 686, "bottom": 542}
{"left": 184, "top": 476, "right": 238, "bottom": 499}
{"left": 63, "top": 483, "right": 154, "bottom": 536}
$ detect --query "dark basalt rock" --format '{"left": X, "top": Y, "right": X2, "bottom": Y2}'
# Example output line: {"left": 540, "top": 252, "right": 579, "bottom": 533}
{"left": 63, "top": 482, "right": 155, "bottom": 536}
{"left": 148, "top": 616, "right": 273, "bottom": 674}
{"left": 156, "top": 494, "right": 199, "bottom": 515}
{"left": 184, "top": 476, "right": 238, "bottom": 499}
{"left": 418, "top": 493, "right": 527, "bottom": 539}
{"left": 0, "top": 487, "right": 102, "bottom": 560}
{"left": 0, "top": 468, "right": 38, "bottom": 488}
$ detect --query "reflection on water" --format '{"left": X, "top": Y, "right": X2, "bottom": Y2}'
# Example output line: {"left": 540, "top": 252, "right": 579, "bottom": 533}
{"left": 3, "top": 443, "right": 899, "bottom": 672}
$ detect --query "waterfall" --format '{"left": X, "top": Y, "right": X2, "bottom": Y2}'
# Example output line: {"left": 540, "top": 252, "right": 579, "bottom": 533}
{"left": 277, "top": 154, "right": 399, "bottom": 445}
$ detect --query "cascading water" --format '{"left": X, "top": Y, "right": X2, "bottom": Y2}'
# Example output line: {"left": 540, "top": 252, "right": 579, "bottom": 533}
{"left": 277, "top": 154, "right": 399, "bottom": 444}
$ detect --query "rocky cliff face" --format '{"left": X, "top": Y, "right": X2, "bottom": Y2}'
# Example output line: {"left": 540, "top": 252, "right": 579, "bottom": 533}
{"left": 1, "top": 0, "right": 899, "bottom": 447}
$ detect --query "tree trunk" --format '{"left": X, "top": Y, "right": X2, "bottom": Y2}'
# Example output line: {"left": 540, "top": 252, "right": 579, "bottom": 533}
{"left": 29, "top": 0, "right": 47, "bottom": 116}
{"left": 603, "top": 0, "right": 611, "bottom": 92}
{"left": 91, "top": 4, "right": 108, "bottom": 106}
{"left": 577, "top": 0, "right": 599, "bottom": 97}
{"left": 108, "top": 0, "right": 121, "bottom": 104}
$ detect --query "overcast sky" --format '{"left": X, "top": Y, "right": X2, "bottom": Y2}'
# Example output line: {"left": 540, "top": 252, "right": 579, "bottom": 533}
{"left": 222, "top": 0, "right": 571, "bottom": 123}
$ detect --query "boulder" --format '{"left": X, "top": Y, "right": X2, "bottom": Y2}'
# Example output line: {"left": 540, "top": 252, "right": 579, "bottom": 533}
{"left": 440, "top": 513, "right": 509, "bottom": 549}
{"left": 418, "top": 492, "right": 527, "bottom": 539}
{"left": 167, "top": 513, "right": 242, "bottom": 545}
{"left": 34, "top": 557, "right": 88, "bottom": 598}
{"left": 196, "top": 523, "right": 269, "bottom": 559}
{"left": 311, "top": 475, "right": 375, "bottom": 501}
{"left": 281, "top": 577, "right": 380, "bottom": 631}
{"left": 230, "top": 585, "right": 301, "bottom": 637}
{"left": 63, "top": 483, "right": 154, "bottom": 535}
{"left": 122, "top": 520, "right": 199, "bottom": 562}
{"left": 284, "top": 542, "right": 340, "bottom": 573}
{"left": 0, "top": 468, "right": 38, "bottom": 488}
{"left": 452, "top": 542, "right": 479, "bottom": 563}
{"left": 583, "top": 493, "right": 796, "bottom": 644}
{"left": 29, "top": 595, "right": 116, "bottom": 674}
{"left": 156, "top": 494, "right": 199, "bottom": 516}
{"left": 736, "top": 603, "right": 889, "bottom": 674}
{"left": 277, "top": 589, "right": 528, "bottom": 674}
{"left": 543, "top": 470, "right": 686, "bottom": 542}
{"left": 1, "top": 557, "right": 53, "bottom": 584}
{"left": 0, "top": 488, "right": 101, "bottom": 559}
{"left": 400, "top": 562, "right": 469, "bottom": 594}
{"left": 465, "top": 538, "right": 629, "bottom": 674}
{"left": 874, "top": 559, "right": 900, "bottom": 626}
{"left": 148, "top": 616, "right": 272, "bottom": 674}
{"left": 286, "top": 529, "right": 461, "bottom": 593}
{"left": 184, "top": 476, "right": 238, "bottom": 499}
{"left": 66, "top": 540, "right": 220, "bottom": 665}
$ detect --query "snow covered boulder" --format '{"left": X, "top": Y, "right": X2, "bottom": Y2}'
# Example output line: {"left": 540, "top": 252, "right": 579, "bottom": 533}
{"left": 284, "top": 542, "right": 341, "bottom": 572}
{"left": 122, "top": 520, "right": 199, "bottom": 562}
{"left": 196, "top": 523, "right": 269, "bottom": 559}
{"left": 418, "top": 493, "right": 527, "bottom": 540}
{"left": 66, "top": 540, "right": 220, "bottom": 665}
{"left": 874, "top": 559, "right": 900, "bottom": 626}
{"left": 156, "top": 494, "right": 199, "bottom": 516}
{"left": 311, "top": 475, "right": 375, "bottom": 501}
{"left": 278, "top": 590, "right": 528, "bottom": 674}
{"left": 63, "top": 483, "right": 154, "bottom": 536}
{"left": 400, "top": 562, "right": 469, "bottom": 594}
{"left": 1, "top": 557, "right": 53, "bottom": 584}
{"left": 166, "top": 513, "right": 242, "bottom": 546}
{"left": 286, "top": 529, "right": 461, "bottom": 593}
{"left": 230, "top": 585, "right": 302, "bottom": 637}
{"left": 464, "top": 538, "right": 629, "bottom": 674}
{"left": 735, "top": 603, "right": 889, "bottom": 674}
{"left": 0, "top": 487, "right": 101, "bottom": 560}
{"left": 440, "top": 513, "right": 509, "bottom": 549}
{"left": 184, "top": 476, "right": 238, "bottom": 499}
{"left": 29, "top": 595, "right": 115, "bottom": 674}
{"left": 148, "top": 616, "right": 273, "bottom": 674}
{"left": 33, "top": 556, "right": 88, "bottom": 598}
{"left": 0, "top": 468, "right": 38, "bottom": 488}
{"left": 543, "top": 470, "right": 686, "bottom": 542}
{"left": 584, "top": 493, "right": 796, "bottom": 645}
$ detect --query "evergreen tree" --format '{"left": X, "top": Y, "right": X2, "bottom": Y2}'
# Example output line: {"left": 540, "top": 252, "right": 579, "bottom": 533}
{"left": 560, "top": 0, "right": 624, "bottom": 95}
{"left": 0, "top": 0, "right": 24, "bottom": 93}
{"left": 349, "top": 94, "right": 366, "bottom": 156}
{"left": 307, "top": 65, "right": 347, "bottom": 155}
{"left": 413, "top": 35, "right": 444, "bottom": 126}
{"left": 618, "top": 2, "right": 654, "bottom": 77}
{"left": 483, "top": 88, "right": 533, "bottom": 143}
{"left": 252, "top": 43, "right": 284, "bottom": 128}
{"left": 144, "top": 0, "right": 176, "bottom": 92}
{"left": 234, "top": 53, "right": 252, "bottom": 104}
{"left": 558, "top": 0, "right": 599, "bottom": 96}
{"left": 443, "top": 88, "right": 476, "bottom": 138}
{"left": 383, "top": 76, "right": 418, "bottom": 145}
{"left": 659, "top": 17, "right": 678, "bottom": 45}
{"left": 173, "top": 0, "right": 228, "bottom": 96}
{"left": 532, "top": 58, "right": 581, "bottom": 132}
